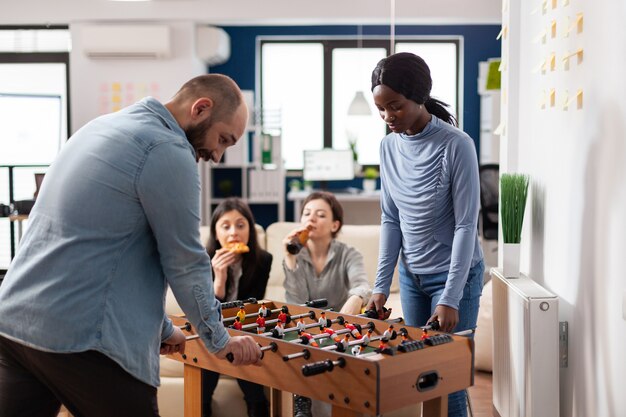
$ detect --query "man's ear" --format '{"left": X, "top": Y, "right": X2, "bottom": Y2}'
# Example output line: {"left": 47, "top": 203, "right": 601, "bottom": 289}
{"left": 190, "top": 97, "right": 214, "bottom": 121}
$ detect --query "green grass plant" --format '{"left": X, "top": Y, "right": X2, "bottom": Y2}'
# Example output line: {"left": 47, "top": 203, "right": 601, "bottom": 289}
{"left": 500, "top": 173, "right": 529, "bottom": 243}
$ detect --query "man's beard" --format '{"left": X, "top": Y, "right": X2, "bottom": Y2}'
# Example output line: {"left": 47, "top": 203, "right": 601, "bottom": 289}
{"left": 184, "top": 117, "right": 213, "bottom": 160}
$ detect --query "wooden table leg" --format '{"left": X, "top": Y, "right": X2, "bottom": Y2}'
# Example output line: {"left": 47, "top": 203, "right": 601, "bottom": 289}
{"left": 184, "top": 365, "right": 202, "bottom": 417}
{"left": 423, "top": 396, "right": 448, "bottom": 417}
{"left": 270, "top": 388, "right": 292, "bottom": 417}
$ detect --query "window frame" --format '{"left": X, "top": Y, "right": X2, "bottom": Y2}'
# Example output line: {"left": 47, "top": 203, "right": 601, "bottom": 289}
{"left": 257, "top": 35, "right": 462, "bottom": 171}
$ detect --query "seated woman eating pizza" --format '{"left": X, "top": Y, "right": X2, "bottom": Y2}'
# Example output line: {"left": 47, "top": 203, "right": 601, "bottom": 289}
{"left": 202, "top": 198, "right": 272, "bottom": 417}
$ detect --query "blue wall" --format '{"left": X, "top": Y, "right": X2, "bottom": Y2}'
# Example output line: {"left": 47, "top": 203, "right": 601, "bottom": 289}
{"left": 212, "top": 24, "right": 501, "bottom": 148}
{"left": 210, "top": 25, "right": 501, "bottom": 224}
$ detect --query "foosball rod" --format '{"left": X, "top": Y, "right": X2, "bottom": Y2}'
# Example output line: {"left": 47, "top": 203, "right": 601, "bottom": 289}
{"left": 223, "top": 299, "right": 329, "bottom": 324}
{"left": 241, "top": 311, "right": 316, "bottom": 332}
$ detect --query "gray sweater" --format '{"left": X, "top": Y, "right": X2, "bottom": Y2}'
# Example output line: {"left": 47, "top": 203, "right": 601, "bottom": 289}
{"left": 283, "top": 240, "right": 372, "bottom": 312}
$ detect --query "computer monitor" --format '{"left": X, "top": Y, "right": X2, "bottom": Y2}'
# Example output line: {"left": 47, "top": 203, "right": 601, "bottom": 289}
{"left": 303, "top": 149, "right": 355, "bottom": 182}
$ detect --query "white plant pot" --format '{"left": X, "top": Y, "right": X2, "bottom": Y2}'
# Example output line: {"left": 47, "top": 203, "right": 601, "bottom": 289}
{"left": 363, "top": 178, "right": 377, "bottom": 193}
{"left": 503, "top": 243, "right": 520, "bottom": 278}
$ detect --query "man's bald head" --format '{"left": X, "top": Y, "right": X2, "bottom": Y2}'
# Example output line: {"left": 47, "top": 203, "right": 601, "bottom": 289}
{"left": 172, "top": 74, "right": 243, "bottom": 123}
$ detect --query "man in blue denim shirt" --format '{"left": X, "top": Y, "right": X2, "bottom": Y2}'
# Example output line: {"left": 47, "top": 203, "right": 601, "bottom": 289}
{"left": 0, "top": 74, "right": 261, "bottom": 417}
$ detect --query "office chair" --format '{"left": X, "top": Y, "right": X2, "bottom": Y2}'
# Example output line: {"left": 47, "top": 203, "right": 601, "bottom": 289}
{"left": 479, "top": 164, "right": 499, "bottom": 240}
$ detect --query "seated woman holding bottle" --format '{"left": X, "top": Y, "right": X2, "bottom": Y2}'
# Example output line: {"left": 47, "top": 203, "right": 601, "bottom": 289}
{"left": 203, "top": 198, "right": 272, "bottom": 417}
{"left": 282, "top": 191, "right": 372, "bottom": 314}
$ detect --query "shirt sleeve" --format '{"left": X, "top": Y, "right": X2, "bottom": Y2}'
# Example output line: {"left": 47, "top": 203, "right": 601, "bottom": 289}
{"left": 437, "top": 136, "right": 481, "bottom": 309}
{"left": 283, "top": 258, "right": 310, "bottom": 305}
{"left": 343, "top": 245, "right": 372, "bottom": 302}
{"left": 373, "top": 158, "right": 403, "bottom": 298}
{"left": 137, "top": 142, "right": 229, "bottom": 353}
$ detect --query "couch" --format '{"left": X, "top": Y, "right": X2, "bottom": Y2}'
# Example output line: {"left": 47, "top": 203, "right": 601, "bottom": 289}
{"left": 157, "top": 222, "right": 493, "bottom": 417}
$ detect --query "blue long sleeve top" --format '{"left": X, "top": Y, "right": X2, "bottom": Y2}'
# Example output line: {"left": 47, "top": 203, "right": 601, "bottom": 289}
{"left": 373, "top": 116, "right": 483, "bottom": 309}
{"left": 0, "top": 97, "right": 229, "bottom": 387}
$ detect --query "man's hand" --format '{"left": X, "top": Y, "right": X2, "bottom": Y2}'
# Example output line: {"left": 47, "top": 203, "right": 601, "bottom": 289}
{"left": 427, "top": 304, "right": 459, "bottom": 333}
{"left": 365, "top": 293, "right": 390, "bottom": 320}
{"left": 160, "top": 327, "right": 186, "bottom": 355}
{"left": 216, "top": 336, "right": 262, "bottom": 366}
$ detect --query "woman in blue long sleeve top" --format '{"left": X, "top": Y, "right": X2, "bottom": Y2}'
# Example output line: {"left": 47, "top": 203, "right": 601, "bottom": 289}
{"left": 366, "top": 52, "right": 484, "bottom": 417}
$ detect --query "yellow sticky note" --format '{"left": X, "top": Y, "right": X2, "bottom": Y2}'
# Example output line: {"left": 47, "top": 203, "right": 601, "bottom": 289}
{"left": 551, "top": 20, "right": 557, "bottom": 38}
{"left": 550, "top": 53, "right": 556, "bottom": 71}
{"left": 576, "top": 13, "right": 584, "bottom": 33}
{"left": 549, "top": 89, "right": 556, "bottom": 107}
{"left": 576, "top": 89, "right": 583, "bottom": 109}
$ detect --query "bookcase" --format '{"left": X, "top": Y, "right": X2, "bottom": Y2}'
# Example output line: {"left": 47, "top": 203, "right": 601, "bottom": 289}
{"left": 200, "top": 130, "right": 285, "bottom": 228}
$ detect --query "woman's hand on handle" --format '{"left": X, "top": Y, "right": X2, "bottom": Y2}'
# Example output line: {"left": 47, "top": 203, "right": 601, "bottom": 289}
{"left": 366, "top": 293, "right": 390, "bottom": 320}
{"left": 216, "top": 336, "right": 262, "bottom": 366}
{"left": 428, "top": 304, "right": 459, "bottom": 333}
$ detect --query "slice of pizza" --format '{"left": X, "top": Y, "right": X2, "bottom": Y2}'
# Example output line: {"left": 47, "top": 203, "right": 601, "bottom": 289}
{"left": 227, "top": 242, "right": 250, "bottom": 254}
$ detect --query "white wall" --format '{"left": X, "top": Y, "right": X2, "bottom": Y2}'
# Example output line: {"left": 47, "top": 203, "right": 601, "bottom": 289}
{"left": 3, "top": 0, "right": 501, "bottom": 25}
{"left": 504, "top": 0, "right": 626, "bottom": 416}
{"left": 69, "top": 21, "right": 206, "bottom": 132}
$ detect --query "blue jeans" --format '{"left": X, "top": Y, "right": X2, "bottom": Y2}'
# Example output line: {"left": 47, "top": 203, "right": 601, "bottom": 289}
{"left": 399, "top": 260, "right": 484, "bottom": 417}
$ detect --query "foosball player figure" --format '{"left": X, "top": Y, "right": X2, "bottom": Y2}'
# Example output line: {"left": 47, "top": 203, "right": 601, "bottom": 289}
{"left": 318, "top": 311, "right": 330, "bottom": 328}
{"left": 296, "top": 316, "right": 306, "bottom": 332}
{"left": 420, "top": 328, "right": 429, "bottom": 340}
{"left": 399, "top": 327, "right": 410, "bottom": 344}
{"left": 345, "top": 322, "right": 362, "bottom": 338}
{"left": 272, "top": 321, "right": 285, "bottom": 338}
{"left": 231, "top": 316, "right": 243, "bottom": 331}
{"left": 256, "top": 315, "right": 266, "bottom": 334}
{"left": 298, "top": 330, "right": 319, "bottom": 347}
{"left": 319, "top": 326, "right": 335, "bottom": 343}
{"left": 351, "top": 344, "right": 365, "bottom": 356}
{"left": 377, "top": 339, "right": 393, "bottom": 355}
{"left": 236, "top": 305, "right": 246, "bottom": 323}
{"left": 383, "top": 324, "right": 395, "bottom": 340}
{"left": 360, "top": 328, "right": 373, "bottom": 344}
{"left": 258, "top": 302, "right": 268, "bottom": 318}
{"left": 277, "top": 309, "right": 288, "bottom": 324}
{"left": 336, "top": 334, "right": 351, "bottom": 352}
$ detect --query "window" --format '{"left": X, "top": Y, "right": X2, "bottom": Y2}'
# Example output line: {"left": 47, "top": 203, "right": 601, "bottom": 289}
{"left": 260, "top": 37, "right": 461, "bottom": 170}
{"left": 0, "top": 27, "right": 70, "bottom": 268}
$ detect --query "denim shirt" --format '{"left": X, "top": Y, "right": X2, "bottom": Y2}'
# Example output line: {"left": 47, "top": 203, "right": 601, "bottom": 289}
{"left": 0, "top": 97, "right": 229, "bottom": 387}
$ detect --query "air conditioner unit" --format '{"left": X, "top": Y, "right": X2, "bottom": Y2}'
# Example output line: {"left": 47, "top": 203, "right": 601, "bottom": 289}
{"left": 81, "top": 24, "right": 171, "bottom": 59}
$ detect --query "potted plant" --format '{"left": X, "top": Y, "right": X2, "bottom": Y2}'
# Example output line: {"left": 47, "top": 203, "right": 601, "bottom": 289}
{"left": 288, "top": 179, "right": 301, "bottom": 193}
{"left": 348, "top": 137, "right": 361, "bottom": 176}
{"left": 500, "top": 173, "right": 530, "bottom": 277}
{"left": 362, "top": 167, "right": 379, "bottom": 193}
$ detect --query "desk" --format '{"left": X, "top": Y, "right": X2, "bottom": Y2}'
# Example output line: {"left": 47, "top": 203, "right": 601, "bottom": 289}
{"left": 287, "top": 190, "right": 381, "bottom": 225}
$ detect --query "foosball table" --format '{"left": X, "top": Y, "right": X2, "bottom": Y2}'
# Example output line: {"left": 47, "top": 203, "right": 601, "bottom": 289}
{"left": 167, "top": 299, "right": 474, "bottom": 417}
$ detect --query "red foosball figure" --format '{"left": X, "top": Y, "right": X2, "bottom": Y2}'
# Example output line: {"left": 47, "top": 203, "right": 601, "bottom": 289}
{"left": 232, "top": 316, "right": 243, "bottom": 330}
{"left": 256, "top": 316, "right": 266, "bottom": 334}
{"left": 258, "top": 302, "right": 268, "bottom": 318}
{"left": 420, "top": 329, "right": 429, "bottom": 340}
{"left": 236, "top": 306, "right": 246, "bottom": 323}
{"left": 345, "top": 322, "right": 362, "bottom": 339}
{"left": 298, "top": 330, "right": 319, "bottom": 347}
{"left": 319, "top": 327, "right": 335, "bottom": 343}
{"left": 277, "top": 310, "right": 288, "bottom": 324}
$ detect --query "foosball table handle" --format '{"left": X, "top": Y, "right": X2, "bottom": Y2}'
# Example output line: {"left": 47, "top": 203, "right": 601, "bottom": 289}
{"left": 301, "top": 357, "right": 346, "bottom": 377}
{"left": 303, "top": 299, "right": 329, "bottom": 308}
